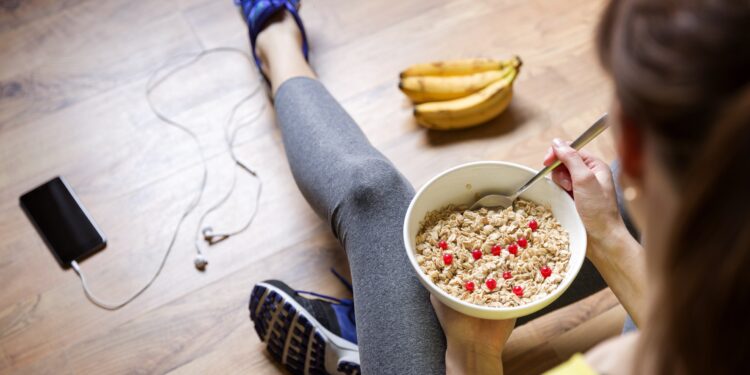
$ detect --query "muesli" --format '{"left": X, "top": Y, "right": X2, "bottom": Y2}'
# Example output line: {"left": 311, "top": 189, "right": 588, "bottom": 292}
{"left": 415, "top": 199, "right": 570, "bottom": 307}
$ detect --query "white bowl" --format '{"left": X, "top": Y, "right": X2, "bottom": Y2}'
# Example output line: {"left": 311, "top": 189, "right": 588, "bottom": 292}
{"left": 403, "top": 161, "right": 587, "bottom": 320}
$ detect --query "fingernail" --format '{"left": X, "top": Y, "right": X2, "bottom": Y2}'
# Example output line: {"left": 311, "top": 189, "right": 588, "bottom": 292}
{"left": 552, "top": 138, "right": 565, "bottom": 148}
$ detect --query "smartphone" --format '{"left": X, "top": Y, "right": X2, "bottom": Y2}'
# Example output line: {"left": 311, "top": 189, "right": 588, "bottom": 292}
{"left": 20, "top": 176, "right": 106, "bottom": 269}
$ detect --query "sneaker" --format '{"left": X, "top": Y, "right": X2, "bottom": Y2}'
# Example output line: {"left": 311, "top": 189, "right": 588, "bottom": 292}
{"left": 235, "top": 0, "right": 310, "bottom": 82}
{"left": 249, "top": 278, "right": 360, "bottom": 375}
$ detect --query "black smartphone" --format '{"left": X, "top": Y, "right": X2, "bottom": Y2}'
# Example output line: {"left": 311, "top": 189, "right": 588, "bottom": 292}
{"left": 20, "top": 176, "right": 106, "bottom": 269}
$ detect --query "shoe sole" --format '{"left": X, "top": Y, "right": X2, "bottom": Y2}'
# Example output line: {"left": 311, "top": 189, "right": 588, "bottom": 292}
{"left": 250, "top": 282, "right": 361, "bottom": 375}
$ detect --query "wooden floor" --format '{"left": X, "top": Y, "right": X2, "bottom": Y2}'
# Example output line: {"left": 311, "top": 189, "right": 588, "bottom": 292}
{"left": 0, "top": 0, "right": 625, "bottom": 374}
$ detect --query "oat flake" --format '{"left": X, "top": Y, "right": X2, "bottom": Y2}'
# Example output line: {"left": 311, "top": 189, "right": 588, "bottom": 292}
{"left": 415, "top": 199, "right": 570, "bottom": 307}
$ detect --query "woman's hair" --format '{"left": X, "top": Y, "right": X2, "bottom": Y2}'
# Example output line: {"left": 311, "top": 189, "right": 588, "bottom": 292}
{"left": 597, "top": 0, "right": 750, "bottom": 183}
{"left": 596, "top": 0, "right": 750, "bottom": 374}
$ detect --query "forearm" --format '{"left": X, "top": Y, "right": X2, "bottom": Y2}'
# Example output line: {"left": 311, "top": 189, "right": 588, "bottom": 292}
{"left": 588, "top": 226, "right": 648, "bottom": 325}
{"left": 446, "top": 342, "right": 503, "bottom": 375}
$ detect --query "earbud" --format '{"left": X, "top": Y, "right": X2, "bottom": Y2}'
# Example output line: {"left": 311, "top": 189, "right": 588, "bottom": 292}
{"left": 194, "top": 254, "right": 208, "bottom": 271}
{"left": 201, "top": 227, "right": 230, "bottom": 245}
{"left": 202, "top": 227, "right": 214, "bottom": 240}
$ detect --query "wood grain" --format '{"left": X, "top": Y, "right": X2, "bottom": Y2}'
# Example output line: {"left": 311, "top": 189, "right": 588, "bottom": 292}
{"left": 0, "top": 0, "right": 624, "bottom": 374}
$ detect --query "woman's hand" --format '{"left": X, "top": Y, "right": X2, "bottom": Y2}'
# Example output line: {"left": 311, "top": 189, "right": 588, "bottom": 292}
{"left": 544, "top": 138, "right": 648, "bottom": 324}
{"left": 431, "top": 295, "right": 515, "bottom": 375}
{"left": 543, "top": 138, "right": 627, "bottom": 252}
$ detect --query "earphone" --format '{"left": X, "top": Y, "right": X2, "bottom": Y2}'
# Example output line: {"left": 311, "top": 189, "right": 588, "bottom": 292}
{"left": 190, "top": 85, "right": 265, "bottom": 271}
{"left": 71, "top": 47, "right": 264, "bottom": 310}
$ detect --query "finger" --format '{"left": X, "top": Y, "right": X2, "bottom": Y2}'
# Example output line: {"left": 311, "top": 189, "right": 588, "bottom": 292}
{"left": 551, "top": 138, "right": 596, "bottom": 185}
{"left": 578, "top": 150, "right": 614, "bottom": 186}
{"left": 578, "top": 150, "right": 607, "bottom": 169}
{"left": 551, "top": 167, "right": 573, "bottom": 191}
{"left": 544, "top": 140, "right": 571, "bottom": 166}
{"left": 577, "top": 149, "right": 598, "bottom": 160}
{"left": 542, "top": 147, "right": 555, "bottom": 166}
{"left": 430, "top": 295, "right": 452, "bottom": 319}
{"left": 430, "top": 294, "right": 441, "bottom": 312}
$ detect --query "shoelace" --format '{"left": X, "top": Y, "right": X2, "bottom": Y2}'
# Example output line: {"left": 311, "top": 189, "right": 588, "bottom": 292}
{"left": 295, "top": 268, "right": 354, "bottom": 306}
{"left": 330, "top": 268, "right": 353, "bottom": 292}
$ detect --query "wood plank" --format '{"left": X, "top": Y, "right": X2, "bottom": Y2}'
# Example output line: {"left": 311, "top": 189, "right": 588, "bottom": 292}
{"left": 0, "top": 58, "right": 269, "bottom": 203}
{"left": 503, "top": 289, "right": 622, "bottom": 374}
{"left": 0, "top": 0, "right": 89, "bottom": 33}
{"left": 550, "top": 304, "right": 627, "bottom": 361}
{"left": 0, "top": 347, "right": 8, "bottom": 372}
{"left": 0, "top": 1, "right": 202, "bottom": 128}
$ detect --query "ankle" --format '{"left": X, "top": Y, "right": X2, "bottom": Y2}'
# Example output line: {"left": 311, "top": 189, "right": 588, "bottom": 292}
{"left": 266, "top": 49, "right": 315, "bottom": 95}
{"left": 251, "top": 9, "right": 314, "bottom": 93}
{"left": 257, "top": 31, "right": 301, "bottom": 64}
{"left": 255, "top": 11, "right": 303, "bottom": 60}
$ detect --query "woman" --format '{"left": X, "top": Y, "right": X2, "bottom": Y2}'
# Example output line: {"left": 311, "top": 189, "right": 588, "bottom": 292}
{"left": 241, "top": 0, "right": 750, "bottom": 374}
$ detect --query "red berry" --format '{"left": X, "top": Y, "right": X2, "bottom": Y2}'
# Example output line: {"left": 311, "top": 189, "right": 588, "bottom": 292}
{"left": 540, "top": 266, "right": 552, "bottom": 278}
{"left": 442, "top": 253, "right": 453, "bottom": 265}
{"left": 486, "top": 278, "right": 497, "bottom": 290}
{"left": 507, "top": 243, "right": 518, "bottom": 255}
{"left": 491, "top": 245, "right": 502, "bottom": 256}
{"left": 502, "top": 271, "right": 512, "bottom": 280}
{"left": 512, "top": 285, "right": 524, "bottom": 297}
{"left": 471, "top": 249, "right": 482, "bottom": 260}
{"left": 517, "top": 237, "right": 528, "bottom": 248}
{"left": 529, "top": 220, "right": 539, "bottom": 231}
{"left": 438, "top": 240, "right": 448, "bottom": 250}
{"left": 465, "top": 281, "right": 475, "bottom": 292}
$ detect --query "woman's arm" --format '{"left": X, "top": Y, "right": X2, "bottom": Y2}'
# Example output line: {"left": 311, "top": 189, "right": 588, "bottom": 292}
{"left": 546, "top": 139, "right": 647, "bottom": 325}
{"left": 587, "top": 223, "right": 647, "bottom": 325}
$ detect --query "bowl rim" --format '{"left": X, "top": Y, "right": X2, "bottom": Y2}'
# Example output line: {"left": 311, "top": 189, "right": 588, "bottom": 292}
{"left": 403, "top": 160, "right": 587, "bottom": 314}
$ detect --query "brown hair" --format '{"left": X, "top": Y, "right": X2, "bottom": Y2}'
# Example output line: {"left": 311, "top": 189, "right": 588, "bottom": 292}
{"left": 597, "top": 0, "right": 750, "bottom": 374}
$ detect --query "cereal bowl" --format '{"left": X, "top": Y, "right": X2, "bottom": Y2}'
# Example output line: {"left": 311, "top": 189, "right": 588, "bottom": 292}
{"left": 403, "top": 161, "right": 587, "bottom": 320}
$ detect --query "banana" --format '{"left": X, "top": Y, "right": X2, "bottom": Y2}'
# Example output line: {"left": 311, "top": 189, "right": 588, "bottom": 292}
{"left": 400, "top": 56, "right": 521, "bottom": 77}
{"left": 399, "top": 68, "right": 512, "bottom": 103}
{"left": 413, "top": 68, "right": 518, "bottom": 130}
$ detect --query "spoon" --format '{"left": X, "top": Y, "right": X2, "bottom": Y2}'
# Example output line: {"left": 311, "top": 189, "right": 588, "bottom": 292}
{"left": 469, "top": 113, "right": 609, "bottom": 210}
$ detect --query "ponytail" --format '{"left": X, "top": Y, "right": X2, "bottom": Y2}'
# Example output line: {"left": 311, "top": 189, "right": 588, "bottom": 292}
{"left": 643, "top": 88, "right": 750, "bottom": 374}
{"left": 596, "top": 0, "right": 750, "bottom": 373}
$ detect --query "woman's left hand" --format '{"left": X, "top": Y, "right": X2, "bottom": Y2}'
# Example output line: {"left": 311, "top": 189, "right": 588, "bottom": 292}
{"left": 431, "top": 295, "right": 515, "bottom": 374}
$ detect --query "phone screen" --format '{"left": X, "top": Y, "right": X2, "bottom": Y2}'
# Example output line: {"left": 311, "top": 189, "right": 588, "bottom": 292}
{"left": 20, "top": 177, "right": 106, "bottom": 268}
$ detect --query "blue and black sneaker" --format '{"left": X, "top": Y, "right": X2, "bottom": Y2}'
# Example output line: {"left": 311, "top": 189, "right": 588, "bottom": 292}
{"left": 249, "top": 273, "right": 360, "bottom": 375}
{"left": 235, "top": 0, "right": 310, "bottom": 83}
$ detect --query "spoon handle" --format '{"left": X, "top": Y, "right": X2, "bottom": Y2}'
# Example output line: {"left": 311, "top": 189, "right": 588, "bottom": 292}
{"left": 512, "top": 113, "right": 609, "bottom": 200}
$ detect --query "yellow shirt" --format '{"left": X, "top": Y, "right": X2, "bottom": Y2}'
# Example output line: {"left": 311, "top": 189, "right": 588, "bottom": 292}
{"left": 543, "top": 354, "right": 597, "bottom": 375}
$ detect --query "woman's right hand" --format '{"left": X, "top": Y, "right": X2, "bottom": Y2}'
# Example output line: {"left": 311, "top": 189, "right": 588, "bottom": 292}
{"left": 543, "top": 138, "right": 627, "bottom": 253}
{"left": 544, "top": 138, "right": 648, "bottom": 324}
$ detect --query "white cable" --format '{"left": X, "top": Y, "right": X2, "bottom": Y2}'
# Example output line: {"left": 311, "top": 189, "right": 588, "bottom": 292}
{"left": 71, "top": 47, "right": 265, "bottom": 310}
{"left": 195, "top": 90, "right": 265, "bottom": 252}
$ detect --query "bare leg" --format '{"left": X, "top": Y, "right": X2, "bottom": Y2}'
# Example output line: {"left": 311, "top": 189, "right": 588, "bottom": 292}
{"left": 255, "top": 13, "right": 315, "bottom": 95}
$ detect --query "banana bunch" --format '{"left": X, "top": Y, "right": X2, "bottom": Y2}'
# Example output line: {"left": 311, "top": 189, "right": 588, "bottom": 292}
{"left": 398, "top": 56, "right": 522, "bottom": 130}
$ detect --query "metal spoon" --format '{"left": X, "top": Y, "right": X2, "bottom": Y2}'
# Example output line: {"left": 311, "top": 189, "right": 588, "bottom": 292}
{"left": 469, "top": 113, "right": 609, "bottom": 210}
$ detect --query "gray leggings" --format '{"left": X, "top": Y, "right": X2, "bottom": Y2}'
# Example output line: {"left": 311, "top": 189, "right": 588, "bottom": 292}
{"left": 274, "top": 77, "right": 606, "bottom": 374}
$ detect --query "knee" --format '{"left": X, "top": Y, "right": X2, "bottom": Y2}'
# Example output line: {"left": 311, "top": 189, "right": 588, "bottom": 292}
{"left": 342, "top": 158, "right": 413, "bottom": 211}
